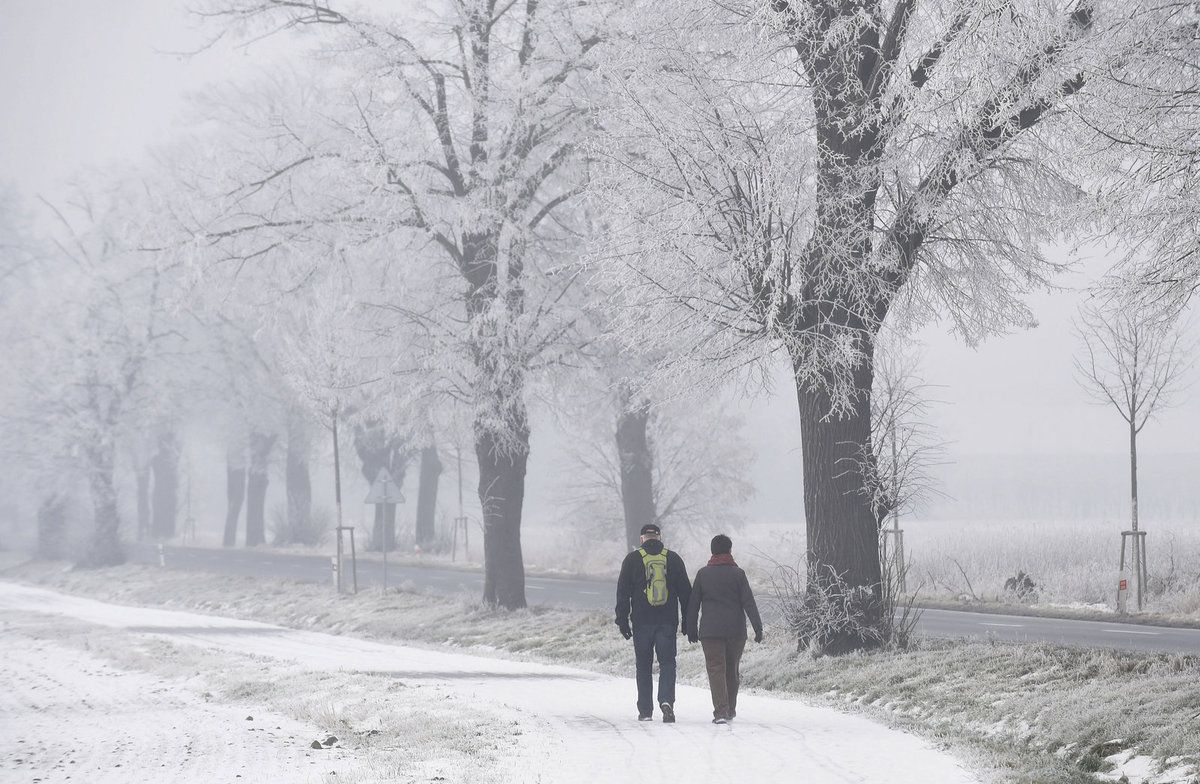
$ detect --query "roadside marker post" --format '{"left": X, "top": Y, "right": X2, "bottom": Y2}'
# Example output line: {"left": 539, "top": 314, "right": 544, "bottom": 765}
{"left": 365, "top": 467, "right": 405, "bottom": 593}
{"left": 335, "top": 526, "right": 358, "bottom": 594}
{"left": 451, "top": 445, "right": 468, "bottom": 563}
{"left": 1116, "top": 571, "right": 1129, "bottom": 615}
{"left": 1117, "top": 529, "right": 1148, "bottom": 613}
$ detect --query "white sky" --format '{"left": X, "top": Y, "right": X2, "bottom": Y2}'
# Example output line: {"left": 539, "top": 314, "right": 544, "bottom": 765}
{"left": 2, "top": 1, "right": 1197, "bottom": 501}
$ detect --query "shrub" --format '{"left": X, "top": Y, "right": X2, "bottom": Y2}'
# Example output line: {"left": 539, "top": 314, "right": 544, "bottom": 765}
{"left": 269, "top": 504, "right": 331, "bottom": 547}
{"left": 1003, "top": 570, "right": 1038, "bottom": 602}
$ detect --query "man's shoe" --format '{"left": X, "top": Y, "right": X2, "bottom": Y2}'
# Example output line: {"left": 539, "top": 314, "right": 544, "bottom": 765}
{"left": 660, "top": 703, "right": 675, "bottom": 723}
{"left": 638, "top": 714, "right": 653, "bottom": 722}
{"left": 712, "top": 717, "right": 729, "bottom": 725}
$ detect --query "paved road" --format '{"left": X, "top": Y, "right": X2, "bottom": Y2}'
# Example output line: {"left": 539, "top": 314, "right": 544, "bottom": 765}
{"left": 131, "top": 544, "right": 1200, "bottom": 655}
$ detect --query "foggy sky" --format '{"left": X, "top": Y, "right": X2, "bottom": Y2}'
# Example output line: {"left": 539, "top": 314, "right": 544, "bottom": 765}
{"left": 3, "top": 1, "right": 1199, "bottom": 526}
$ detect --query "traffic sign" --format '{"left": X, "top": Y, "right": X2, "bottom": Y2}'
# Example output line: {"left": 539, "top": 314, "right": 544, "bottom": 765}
{"left": 365, "top": 467, "right": 405, "bottom": 505}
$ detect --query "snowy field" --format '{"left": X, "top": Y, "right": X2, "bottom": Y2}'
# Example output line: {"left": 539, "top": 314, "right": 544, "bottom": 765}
{"left": 519, "top": 518, "right": 1200, "bottom": 617}
{"left": 0, "top": 581, "right": 976, "bottom": 784}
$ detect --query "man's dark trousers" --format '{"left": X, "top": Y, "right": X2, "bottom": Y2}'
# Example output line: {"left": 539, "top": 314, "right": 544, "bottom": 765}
{"left": 633, "top": 624, "right": 677, "bottom": 716}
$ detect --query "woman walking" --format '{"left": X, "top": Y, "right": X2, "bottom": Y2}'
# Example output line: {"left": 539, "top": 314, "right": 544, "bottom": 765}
{"left": 685, "top": 534, "right": 763, "bottom": 724}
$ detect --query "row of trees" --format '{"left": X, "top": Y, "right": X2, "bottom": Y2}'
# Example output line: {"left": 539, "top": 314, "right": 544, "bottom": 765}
{"left": 4, "top": 0, "right": 1199, "bottom": 652}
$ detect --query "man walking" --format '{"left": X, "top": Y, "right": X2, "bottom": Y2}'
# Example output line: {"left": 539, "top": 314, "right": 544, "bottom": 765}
{"left": 686, "top": 534, "right": 763, "bottom": 724}
{"left": 615, "top": 523, "right": 692, "bottom": 723}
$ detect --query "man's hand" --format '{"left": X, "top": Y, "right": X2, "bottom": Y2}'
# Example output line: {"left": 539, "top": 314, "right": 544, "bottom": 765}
{"left": 618, "top": 621, "right": 632, "bottom": 640}
{"left": 754, "top": 630, "right": 764, "bottom": 644}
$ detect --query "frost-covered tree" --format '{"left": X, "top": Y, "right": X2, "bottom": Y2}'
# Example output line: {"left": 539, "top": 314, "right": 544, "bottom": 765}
{"left": 592, "top": 0, "right": 1113, "bottom": 650}
{"left": 559, "top": 394, "right": 755, "bottom": 548}
{"left": 200, "top": 316, "right": 288, "bottom": 548}
{"left": 1072, "top": 4, "right": 1200, "bottom": 307}
{"left": 1, "top": 179, "right": 187, "bottom": 566}
{"left": 0, "top": 191, "right": 75, "bottom": 557}
{"left": 182, "top": 0, "right": 602, "bottom": 607}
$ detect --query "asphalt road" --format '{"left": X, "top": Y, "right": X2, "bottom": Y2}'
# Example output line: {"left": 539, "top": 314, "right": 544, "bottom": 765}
{"left": 130, "top": 543, "right": 1200, "bottom": 655}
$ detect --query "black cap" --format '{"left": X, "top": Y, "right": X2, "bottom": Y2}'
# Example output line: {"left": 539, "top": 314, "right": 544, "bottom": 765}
{"left": 640, "top": 523, "right": 661, "bottom": 536}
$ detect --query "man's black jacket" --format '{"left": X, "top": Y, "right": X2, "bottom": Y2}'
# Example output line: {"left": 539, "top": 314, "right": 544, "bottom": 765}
{"left": 614, "top": 539, "right": 692, "bottom": 633}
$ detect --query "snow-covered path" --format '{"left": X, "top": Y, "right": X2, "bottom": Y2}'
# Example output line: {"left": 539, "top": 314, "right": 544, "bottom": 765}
{"left": 0, "top": 582, "right": 978, "bottom": 783}
{"left": 1, "top": 628, "right": 356, "bottom": 783}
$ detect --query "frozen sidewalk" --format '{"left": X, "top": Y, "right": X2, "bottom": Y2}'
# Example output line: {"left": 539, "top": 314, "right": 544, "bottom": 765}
{"left": 0, "top": 581, "right": 978, "bottom": 783}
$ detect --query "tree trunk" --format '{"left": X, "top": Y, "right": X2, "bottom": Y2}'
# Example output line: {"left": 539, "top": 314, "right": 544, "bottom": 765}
{"left": 285, "top": 416, "right": 312, "bottom": 544}
{"left": 463, "top": 229, "right": 530, "bottom": 610}
{"left": 793, "top": 345, "right": 883, "bottom": 654}
{"left": 478, "top": 414, "right": 529, "bottom": 610}
{"left": 415, "top": 445, "right": 443, "bottom": 545}
{"left": 353, "top": 420, "right": 408, "bottom": 551}
{"left": 245, "top": 431, "right": 275, "bottom": 547}
{"left": 151, "top": 430, "right": 180, "bottom": 539}
{"left": 1130, "top": 420, "right": 1142, "bottom": 609}
{"left": 36, "top": 493, "right": 67, "bottom": 560}
{"left": 82, "top": 443, "right": 124, "bottom": 567}
{"left": 223, "top": 445, "right": 246, "bottom": 547}
{"left": 1129, "top": 421, "right": 1139, "bottom": 533}
{"left": 136, "top": 467, "right": 151, "bottom": 542}
{"left": 615, "top": 394, "right": 656, "bottom": 550}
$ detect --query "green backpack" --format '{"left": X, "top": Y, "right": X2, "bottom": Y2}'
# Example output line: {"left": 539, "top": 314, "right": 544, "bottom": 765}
{"left": 639, "top": 547, "right": 670, "bottom": 607}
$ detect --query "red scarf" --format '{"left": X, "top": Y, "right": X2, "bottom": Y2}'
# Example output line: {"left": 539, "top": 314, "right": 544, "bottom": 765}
{"left": 708, "top": 553, "right": 737, "bottom": 567}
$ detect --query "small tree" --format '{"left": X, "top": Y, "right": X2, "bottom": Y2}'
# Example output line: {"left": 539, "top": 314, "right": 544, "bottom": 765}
{"left": 863, "top": 340, "right": 946, "bottom": 594}
{"left": 1074, "top": 295, "right": 1193, "bottom": 606}
{"left": 866, "top": 342, "right": 946, "bottom": 528}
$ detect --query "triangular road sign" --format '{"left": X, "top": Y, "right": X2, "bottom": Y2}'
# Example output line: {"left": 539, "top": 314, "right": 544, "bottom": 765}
{"left": 365, "top": 467, "right": 405, "bottom": 504}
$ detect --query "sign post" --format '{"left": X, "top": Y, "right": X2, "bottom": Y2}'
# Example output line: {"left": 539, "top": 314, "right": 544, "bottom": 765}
{"left": 365, "top": 467, "right": 405, "bottom": 592}
{"left": 451, "top": 445, "right": 468, "bottom": 563}
{"left": 1117, "top": 529, "right": 1148, "bottom": 613}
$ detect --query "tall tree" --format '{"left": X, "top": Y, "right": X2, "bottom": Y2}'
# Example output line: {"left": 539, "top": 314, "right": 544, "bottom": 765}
{"left": 245, "top": 430, "right": 277, "bottom": 547}
{"left": 187, "top": 0, "right": 602, "bottom": 607}
{"left": 354, "top": 420, "right": 410, "bottom": 552}
{"left": 0, "top": 179, "right": 184, "bottom": 566}
{"left": 593, "top": 0, "right": 1106, "bottom": 650}
{"left": 151, "top": 429, "right": 181, "bottom": 539}
{"left": 560, "top": 393, "right": 755, "bottom": 547}
{"left": 614, "top": 386, "right": 656, "bottom": 550}
{"left": 283, "top": 408, "right": 314, "bottom": 545}
{"left": 415, "top": 445, "right": 443, "bottom": 546}
{"left": 223, "top": 443, "right": 247, "bottom": 547}
{"left": 1073, "top": 4, "right": 1200, "bottom": 307}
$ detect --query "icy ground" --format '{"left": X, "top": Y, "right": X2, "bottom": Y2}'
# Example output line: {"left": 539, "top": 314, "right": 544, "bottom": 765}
{"left": 0, "top": 581, "right": 977, "bottom": 783}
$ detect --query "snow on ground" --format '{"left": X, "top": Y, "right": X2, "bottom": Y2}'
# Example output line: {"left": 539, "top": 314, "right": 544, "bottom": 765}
{"left": 0, "top": 581, "right": 978, "bottom": 784}
{"left": 1, "top": 630, "right": 354, "bottom": 783}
